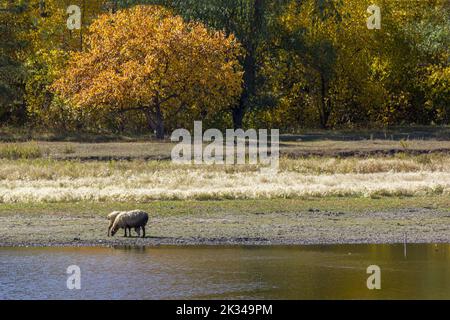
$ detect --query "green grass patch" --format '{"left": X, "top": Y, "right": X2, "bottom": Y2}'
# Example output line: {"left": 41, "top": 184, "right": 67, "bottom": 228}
{"left": 0, "top": 143, "right": 44, "bottom": 160}
{"left": 0, "top": 196, "right": 448, "bottom": 217}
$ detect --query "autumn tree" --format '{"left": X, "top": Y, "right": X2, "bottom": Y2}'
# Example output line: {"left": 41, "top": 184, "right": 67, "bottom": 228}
{"left": 275, "top": 0, "right": 342, "bottom": 129}
{"left": 22, "top": 0, "right": 110, "bottom": 129}
{"left": 52, "top": 5, "right": 243, "bottom": 139}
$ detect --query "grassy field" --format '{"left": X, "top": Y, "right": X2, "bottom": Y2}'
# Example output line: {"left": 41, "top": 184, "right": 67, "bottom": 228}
{"left": 0, "top": 126, "right": 449, "bottom": 245}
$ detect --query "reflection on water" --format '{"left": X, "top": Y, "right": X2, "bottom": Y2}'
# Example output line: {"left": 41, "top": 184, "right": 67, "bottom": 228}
{"left": 0, "top": 244, "right": 449, "bottom": 299}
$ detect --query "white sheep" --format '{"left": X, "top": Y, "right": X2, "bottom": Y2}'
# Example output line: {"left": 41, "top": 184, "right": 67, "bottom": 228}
{"left": 107, "top": 211, "right": 141, "bottom": 237}
{"left": 110, "top": 210, "right": 149, "bottom": 238}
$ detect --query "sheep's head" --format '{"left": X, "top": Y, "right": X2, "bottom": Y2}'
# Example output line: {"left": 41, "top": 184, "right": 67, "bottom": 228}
{"left": 110, "top": 225, "right": 119, "bottom": 237}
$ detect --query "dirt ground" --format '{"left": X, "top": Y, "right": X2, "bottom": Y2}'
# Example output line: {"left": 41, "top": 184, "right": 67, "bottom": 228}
{"left": 2, "top": 126, "right": 450, "bottom": 160}
{"left": 1, "top": 139, "right": 449, "bottom": 160}
{"left": 1, "top": 207, "right": 448, "bottom": 247}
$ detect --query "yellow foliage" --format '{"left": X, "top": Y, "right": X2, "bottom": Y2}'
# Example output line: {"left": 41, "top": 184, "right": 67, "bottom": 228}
{"left": 52, "top": 5, "right": 243, "bottom": 138}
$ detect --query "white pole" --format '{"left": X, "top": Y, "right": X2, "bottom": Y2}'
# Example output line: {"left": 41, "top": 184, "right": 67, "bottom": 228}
{"left": 403, "top": 232, "right": 407, "bottom": 258}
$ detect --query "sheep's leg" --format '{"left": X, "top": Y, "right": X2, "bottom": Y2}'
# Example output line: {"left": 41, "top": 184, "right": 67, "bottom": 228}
{"left": 107, "top": 221, "right": 113, "bottom": 237}
{"left": 123, "top": 228, "right": 128, "bottom": 237}
{"left": 142, "top": 226, "right": 146, "bottom": 238}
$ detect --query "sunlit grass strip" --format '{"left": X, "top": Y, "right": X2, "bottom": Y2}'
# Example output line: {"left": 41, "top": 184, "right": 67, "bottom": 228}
{"left": 0, "top": 170, "right": 449, "bottom": 203}
{"left": 0, "top": 156, "right": 449, "bottom": 203}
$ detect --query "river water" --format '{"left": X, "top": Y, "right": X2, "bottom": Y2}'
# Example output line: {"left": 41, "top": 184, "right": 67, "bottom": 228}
{"left": 0, "top": 244, "right": 448, "bottom": 299}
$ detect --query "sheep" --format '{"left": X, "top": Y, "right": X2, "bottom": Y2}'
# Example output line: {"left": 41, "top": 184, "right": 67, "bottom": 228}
{"left": 107, "top": 211, "right": 141, "bottom": 237}
{"left": 110, "top": 210, "right": 149, "bottom": 238}
{"left": 107, "top": 211, "right": 121, "bottom": 237}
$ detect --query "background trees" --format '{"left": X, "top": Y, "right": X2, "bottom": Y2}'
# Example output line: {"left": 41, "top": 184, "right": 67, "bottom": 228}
{"left": 0, "top": 0, "right": 28, "bottom": 124}
{"left": 255, "top": 0, "right": 450, "bottom": 130}
{"left": 1, "top": 0, "right": 449, "bottom": 134}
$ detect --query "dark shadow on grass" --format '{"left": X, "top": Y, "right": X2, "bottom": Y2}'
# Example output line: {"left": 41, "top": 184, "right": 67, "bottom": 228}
{"left": 280, "top": 126, "right": 450, "bottom": 142}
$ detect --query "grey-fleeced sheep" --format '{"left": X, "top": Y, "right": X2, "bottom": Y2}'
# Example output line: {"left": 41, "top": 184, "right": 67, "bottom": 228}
{"left": 107, "top": 211, "right": 142, "bottom": 237}
{"left": 110, "top": 210, "right": 149, "bottom": 238}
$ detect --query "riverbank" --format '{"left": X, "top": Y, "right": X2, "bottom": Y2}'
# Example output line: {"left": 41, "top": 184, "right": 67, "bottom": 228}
{"left": 1, "top": 130, "right": 449, "bottom": 247}
{"left": 1, "top": 197, "right": 448, "bottom": 247}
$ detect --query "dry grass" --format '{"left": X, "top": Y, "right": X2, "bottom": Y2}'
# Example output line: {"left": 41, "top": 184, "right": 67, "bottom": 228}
{"left": 280, "top": 154, "right": 450, "bottom": 174}
{"left": 0, "top": 155, "right": 449, "bottom": 203}
{"left": 0, "top": 154, "right": 449, "bottom": 179}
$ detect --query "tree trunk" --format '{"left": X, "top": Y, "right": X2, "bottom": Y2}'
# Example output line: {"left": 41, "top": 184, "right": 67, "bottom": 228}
{"left": 232, "top": 105, "right": 244, "bottom": 129}
{"left": 232, "top": 0, "right": 264, "bottom": 130}
{"left": 144, "top": 107, "right": 164, "bottom": 140}
{"left": 235, "top": 51, "right": 256, "bottom": 129}
{"left": 318, "top": 74, "right": 331, "bottom": 129}
{"left": 154, "top": 104, "right": 164, "bottom": 140}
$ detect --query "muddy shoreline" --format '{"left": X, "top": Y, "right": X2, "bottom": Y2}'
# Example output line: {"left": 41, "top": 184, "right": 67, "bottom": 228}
{"left": 1, "top": 207, "right": 449, "bottom": 247}
{"left": 1, "top": 238, "right": 450, "bottom": 248}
